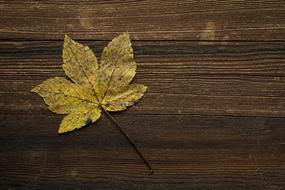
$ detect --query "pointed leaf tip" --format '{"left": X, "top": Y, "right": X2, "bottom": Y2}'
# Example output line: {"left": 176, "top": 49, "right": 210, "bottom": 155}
{"left": 58, "top": 127, "right": 70, "bottom": 134}
{"left": 123, "top": 32, "right": 130, "bottom": 36}
{"left": 64, "top": 34, "right": 70, "bottom": 40}
{"left": 58, "top": 127, "right": 66, "bottom": 134}
{"left": 31, "top": 86, "right": 39, "bottom": 93}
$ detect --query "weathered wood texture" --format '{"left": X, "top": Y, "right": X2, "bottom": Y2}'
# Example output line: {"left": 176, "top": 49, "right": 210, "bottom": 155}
{"left": 1, "top": 41, "right": 285, "bottom": 117}
{"left": 1, "top": 1, "right": 285, "bottom": 190}
{"left": 0, "top": 0, "right": 285, "bottom": 40}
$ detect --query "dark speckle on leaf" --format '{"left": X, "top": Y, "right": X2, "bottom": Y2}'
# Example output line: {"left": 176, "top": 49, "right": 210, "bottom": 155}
{"left": 85, "top": 118, "right": 92, "bottom": 126}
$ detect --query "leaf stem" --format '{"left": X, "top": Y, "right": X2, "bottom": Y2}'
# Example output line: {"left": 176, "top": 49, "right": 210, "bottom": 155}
{"left": 102, "top": 108, "right": 153, "bottom": 174}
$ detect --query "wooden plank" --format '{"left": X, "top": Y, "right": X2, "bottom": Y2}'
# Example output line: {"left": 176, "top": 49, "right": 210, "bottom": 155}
{"left": 0, "top": 114, "right": 285, "bottom": 189}
{"left": 1, "top": 40, "right": 285, "bottom": 116}
{"left": 1, "top": 1, "right": 285, "bottom": 189}
{"left": 1, "top": 40, "right": 285, "bottom": 78}
{"left": 0, "top": 0, "right": 284, "bottom": 40}
{"left": 2, "top": 89, "right": 285, "bottom": 117}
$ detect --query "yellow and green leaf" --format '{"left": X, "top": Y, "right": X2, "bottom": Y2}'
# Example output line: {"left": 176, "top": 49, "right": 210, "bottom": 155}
{"left": 31, "top": 33, "right": 147, "bottom": 133}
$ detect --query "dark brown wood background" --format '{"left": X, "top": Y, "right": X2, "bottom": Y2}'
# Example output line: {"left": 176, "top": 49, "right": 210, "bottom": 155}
{"left": 1, "top": 1, "right": 285, "bottom": 189}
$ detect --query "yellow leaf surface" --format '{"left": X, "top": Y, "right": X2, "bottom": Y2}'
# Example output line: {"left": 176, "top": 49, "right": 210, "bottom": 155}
{"left": 103, "top": 84, "right": 147, "bottom": 111}
{"left": 98, "top": 32, "right": 137, "bottom": 101}
{"left": 63, "top": 35, "right": 101, "bottom": 102}
{"left": 32, "top": 33, "right": 147, "bottom": 133}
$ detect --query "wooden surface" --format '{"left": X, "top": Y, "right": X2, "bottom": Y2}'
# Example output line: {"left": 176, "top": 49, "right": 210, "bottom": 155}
{"left": 0, "top": 1, "right": 285, "bottom": 189}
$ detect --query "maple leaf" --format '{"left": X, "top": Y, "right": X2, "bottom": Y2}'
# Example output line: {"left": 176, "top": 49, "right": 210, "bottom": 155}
{"left": 31, "top": 33, "right": 147, "bottom": 133}
{"left": 31, "top": 33, "right": 153, "bottom": 174}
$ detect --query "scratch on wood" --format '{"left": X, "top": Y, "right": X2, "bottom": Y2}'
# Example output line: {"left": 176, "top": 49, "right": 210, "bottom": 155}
{"left": 199, "top": 22, "right": 216, "bottom": 44}
{"left": 79, "top": 10, "right": 94, "bottom": 30}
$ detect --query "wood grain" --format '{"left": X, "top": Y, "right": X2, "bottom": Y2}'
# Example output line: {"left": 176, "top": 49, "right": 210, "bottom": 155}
{"left": 1, "top": 0, "right": 285, "bottom": 189}
{"left": 1, "top": 114, "right": 285, "bottom": 189}
{"left": 1, "top": 41, "right": 285, "bottom": 116}
{"left": 0, "top": 0, "right": 284, "bottom": 40}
